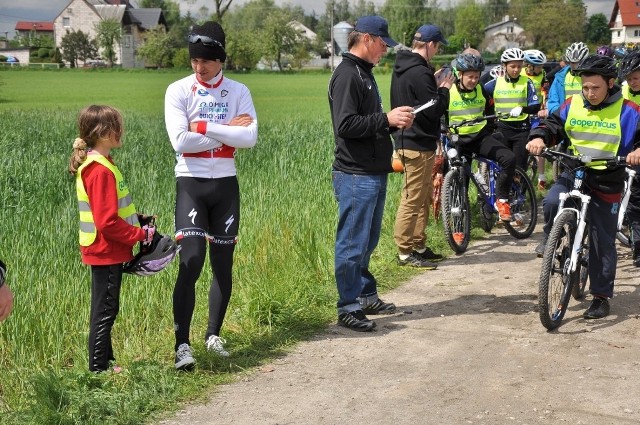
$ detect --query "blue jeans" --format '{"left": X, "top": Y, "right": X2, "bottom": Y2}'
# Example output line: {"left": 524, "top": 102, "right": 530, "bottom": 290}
{"left": 332, "top": 171, "right": 387, "bottom": 314}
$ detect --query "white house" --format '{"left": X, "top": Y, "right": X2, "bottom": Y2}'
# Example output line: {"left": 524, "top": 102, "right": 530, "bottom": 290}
{"left": 53, "top": 0, "right": 166, "bottom": 68}
{"left": 609, "top": 0, "right": 640, "bottom": 46}
{"left": 482, "top": 15, "right": 530, "bottom": 53}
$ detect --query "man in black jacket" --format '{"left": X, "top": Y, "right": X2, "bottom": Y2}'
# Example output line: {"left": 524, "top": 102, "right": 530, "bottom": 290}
{"left": 390, "top": 24, "right": 454, "bottom": 268}
{"left": 328, "top": 15, "right": 415, "bottom": 332}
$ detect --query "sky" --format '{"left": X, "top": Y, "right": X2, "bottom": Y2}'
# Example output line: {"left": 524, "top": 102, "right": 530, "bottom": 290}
{"left": 0, "top": 0, "right": 616, "bottom": 39}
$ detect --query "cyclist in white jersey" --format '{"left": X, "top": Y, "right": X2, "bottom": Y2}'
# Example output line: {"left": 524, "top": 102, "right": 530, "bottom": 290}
{"left": 164, "top": 21, "right": 258, "bottom": 370}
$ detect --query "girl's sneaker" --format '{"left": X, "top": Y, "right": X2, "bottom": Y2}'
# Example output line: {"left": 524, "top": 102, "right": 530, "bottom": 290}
{"left": 205, "top": 335, "right": 230, "bottom": 357}
{"left": 175, "top": 343, "right": 196, "bottom": 371}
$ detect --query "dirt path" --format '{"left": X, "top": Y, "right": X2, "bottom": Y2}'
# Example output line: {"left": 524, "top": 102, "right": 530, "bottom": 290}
{"left": 158, "top": 225, "right": 640, "bottom": 425}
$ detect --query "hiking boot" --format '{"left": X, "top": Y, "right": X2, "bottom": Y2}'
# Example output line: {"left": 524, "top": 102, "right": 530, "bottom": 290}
{"left": 337, "top": 310, "right": 376, "bottom": 332}
{"left": 205, "top": 335, "right": 230, "bottom": 357}
{"left": 397, "top": 252, "right": 438, "bottom": 269}
{"left": 414, "top": 247, "right": 444, "bottom": 262}
{"left": 494, "top": 199, "right": 511, "bottom": 222}
{"left": 362, "top": 299, "right": 396, "bottom": 315}
{"left": 175, "top": 343, "right": 196, "bottom": 371}
{"left": 583, "top": 297, "right": 610, "bottom": 319}
{"left": 535, "top": 235, "right": 548, "bottom": 258}
{"left": 537, "top": 180, "right": 546, "bottom": 191}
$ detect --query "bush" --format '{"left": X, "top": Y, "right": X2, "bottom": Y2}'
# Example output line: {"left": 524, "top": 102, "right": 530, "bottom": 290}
{"left": 37, "top": 48, "right": 49, "bottom": 58}
{"left": 171, "top": 47, "right": 190, "bottom": 68}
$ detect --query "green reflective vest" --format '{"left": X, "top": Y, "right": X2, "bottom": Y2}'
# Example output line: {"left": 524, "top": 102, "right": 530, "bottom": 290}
{"left": 564, "top": 72, "right": 582, "bottom": 99}
{"left": 494, "top": 77, "right": 528, "bottom": 122}
{"left": 448, "top": 85, "right": 487, "bottom": 136}
{"left": 521, "top": 69, "right": 545, "bottom": 100}
{"left": 565, "top": 94, "right": 623, "bottom": 169}
{"left": 622, "top": 84, "right": 640, "bottom": 105}
{"left": 76, "top": 152, "right": 139, "bottom": 246}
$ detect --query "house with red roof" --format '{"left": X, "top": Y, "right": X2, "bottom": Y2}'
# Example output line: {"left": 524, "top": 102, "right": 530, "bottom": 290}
{"left": 14, "top": 22, "right": 55, "bottom": 41}
{"left": 609, "top": 0, "right": 640, "bottom": 46}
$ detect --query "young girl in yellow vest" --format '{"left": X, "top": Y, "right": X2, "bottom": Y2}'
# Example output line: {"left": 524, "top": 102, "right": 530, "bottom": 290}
{"left": 68, "top": 105, "right": 155, "bottom": 372}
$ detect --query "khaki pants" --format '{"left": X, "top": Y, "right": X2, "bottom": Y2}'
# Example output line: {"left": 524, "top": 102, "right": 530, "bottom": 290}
{"left": 393, "top": 149, "right": 435, "bottom": 255}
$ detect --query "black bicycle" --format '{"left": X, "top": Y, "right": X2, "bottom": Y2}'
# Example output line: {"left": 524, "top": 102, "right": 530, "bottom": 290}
{"left": 441, "top": 114, "right": 538, "bottom": 253}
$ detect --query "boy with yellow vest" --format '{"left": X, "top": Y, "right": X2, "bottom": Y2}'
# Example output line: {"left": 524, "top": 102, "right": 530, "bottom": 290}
{"left": 527, "top": 55, "right": 640, "bottom": 319}
{"left": 69, "top": 105, "right": 155, "bottom": 372}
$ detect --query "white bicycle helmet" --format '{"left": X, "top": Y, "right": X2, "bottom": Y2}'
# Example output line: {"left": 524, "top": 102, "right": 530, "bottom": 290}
{"left": 565, "top": 42, "right": 589, "bottom": 63}
{"left": 489, "top": 65, "right": 505, "bottom": 79}
{"left": 500, "top": 47, "right": 525, "bottom": 63}
{"left": 523, "top": 49, "right": 547, "bottom": 65}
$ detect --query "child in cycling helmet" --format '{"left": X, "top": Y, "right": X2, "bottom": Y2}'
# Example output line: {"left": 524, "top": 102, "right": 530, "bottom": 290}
{"left": 547, "top": 42, "right": 590, "bottom": 114}
{"left": 69, "top": 105, "right": 155, "bottom": 372}
{"left": 449, "top": 50, "right": 517, "bottom": 221}
{"left": 527, "top": 54, "right": 640, "bottom": 319}
{"left": 483, "top": 47, "right": 541, "bottom": 218}
{"left": 523, "top": 49, "right": 551, "bottom": 189}
{"left": 618, "top": 50, "right": 640, "bottom": 266}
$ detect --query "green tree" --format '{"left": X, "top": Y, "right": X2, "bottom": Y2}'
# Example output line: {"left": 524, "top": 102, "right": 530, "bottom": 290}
{"left": 226, "top": 28, "right": 261, "bottom": 70}
{"left": 522, "top": 0, "right": 586, "bottom": 53}
{"left": 380, "top": 0, "right": 432, "bottom": 47}
{"left": 60, "top": 29, "right": 98, "bottom": 68}
{"left": 484, "top": 0, "right": 509, "bottom": 23}
{"left": 261, "top": 10, "right": 308, "bottom": 70}
{"left": 452, "top": 0, "right": 487, "bottom": 51}
{"left": 136, "top": 25, "right": 173, "bottom": 68}
{"left": 94, "top": 18, "right": 121, "bottom": 67}
{"left": 585, "top": 13, "right": 611, "bottom": 45}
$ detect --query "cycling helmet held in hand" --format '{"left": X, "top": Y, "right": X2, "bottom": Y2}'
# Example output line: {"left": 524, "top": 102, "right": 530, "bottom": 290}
{"left": 595, "top": 45, "right": 614, "bottom": 58}
{"left": 489, "top": 65, "right": 505, "bottom": 79}
{"left": 565, "top": 42, "right": 589, "bottom": 62}
{"left": 619, "top": 50, "right": 640, "bottom": 79}
{"left": 124, "top": 232, "right": 181, "bottom": 276}
{"left": 500, "top": 47, "right": 525, "bottom": 63}
{"left": 523, "top": 49, "right": 547, "bottom": 65}
{"left": 454, "top": 53, "right": 485, "bottom": 72}
{"left": 574, "top": 54, "right": 618, "bottom": 79}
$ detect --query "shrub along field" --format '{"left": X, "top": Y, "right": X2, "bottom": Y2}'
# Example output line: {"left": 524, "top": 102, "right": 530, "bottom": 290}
{"left": 0, "top": 68, "right": 446, "bottom": 423}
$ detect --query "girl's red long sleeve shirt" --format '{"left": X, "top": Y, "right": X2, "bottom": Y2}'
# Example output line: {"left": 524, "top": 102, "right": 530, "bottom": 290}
{"left": 79, "top": 159, "right": 145, "bottom": 266}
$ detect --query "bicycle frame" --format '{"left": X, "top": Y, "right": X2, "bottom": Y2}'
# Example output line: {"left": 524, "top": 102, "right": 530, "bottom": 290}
{"left": 617, "top": 167, "right": 636, "bottom": 233}
{"left": 552, "top": 168, "right": 590, "bottom": 274}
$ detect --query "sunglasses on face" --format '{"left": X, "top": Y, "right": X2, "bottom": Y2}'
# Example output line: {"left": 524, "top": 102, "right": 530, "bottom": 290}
{"left": 187, "top": 34, "right": 224, "bottom": 49}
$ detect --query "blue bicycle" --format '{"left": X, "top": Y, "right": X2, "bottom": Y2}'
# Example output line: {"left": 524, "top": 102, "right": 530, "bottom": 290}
{"left": 441, "top": 114, "right": 538, "bottom": 253}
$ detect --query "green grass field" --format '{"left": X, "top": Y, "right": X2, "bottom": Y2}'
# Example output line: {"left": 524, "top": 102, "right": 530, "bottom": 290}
{"left": 0, "top": 68, "right": 451, "bottom": 423}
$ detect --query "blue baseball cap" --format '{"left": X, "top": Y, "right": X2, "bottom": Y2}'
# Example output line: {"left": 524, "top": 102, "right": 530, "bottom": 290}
{"left": 354, "top": 16, "right": 398, "bottom": 47}
{"left": 414, "top": 24, "right": 448, "bottom": 45}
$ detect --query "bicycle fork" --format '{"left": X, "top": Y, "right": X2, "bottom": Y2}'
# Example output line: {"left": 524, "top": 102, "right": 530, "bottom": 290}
{"left": 554, "top": 190, "right": 591, "bottom": 274}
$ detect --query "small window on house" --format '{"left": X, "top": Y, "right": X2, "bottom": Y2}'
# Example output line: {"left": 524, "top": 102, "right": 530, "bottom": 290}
{"left": 635, "top": 29, "right": 640, "bottom": 37}
{"left": 63, "top": 17, "right": 70, "bottom": 27}
{"left": 618, "top": 31, "right": 621, "bottom": 37}
{"left": 123, "top": 35, "right": 131, "bottom": 48}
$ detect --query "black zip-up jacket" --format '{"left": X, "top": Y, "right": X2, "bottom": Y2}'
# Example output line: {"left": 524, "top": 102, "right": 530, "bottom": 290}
{"left": 390, "top": 50, "right": 450, "bottom": 151}
{"left": 329, "top": 53, "right": 393, "bottom": 174}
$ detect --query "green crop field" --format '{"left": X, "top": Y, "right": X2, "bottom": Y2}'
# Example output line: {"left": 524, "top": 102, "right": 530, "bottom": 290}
{"left": 0, "top": 68, "right": 446, "bottom": 424}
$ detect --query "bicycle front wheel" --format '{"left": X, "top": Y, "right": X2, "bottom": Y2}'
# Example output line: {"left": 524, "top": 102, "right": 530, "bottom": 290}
{"left": 538, "top": 211, "right": 576, "bottom": 330}
{"left": 504, "top": 168, "right": 537, "bottom": 239}
{"left": 441, "top": 168, "right": 471, "bottom": 253}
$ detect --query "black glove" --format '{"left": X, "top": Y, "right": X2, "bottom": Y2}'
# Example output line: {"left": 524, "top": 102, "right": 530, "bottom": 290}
{"left": 137, "top": 214, "right": 156, "bottom": 227}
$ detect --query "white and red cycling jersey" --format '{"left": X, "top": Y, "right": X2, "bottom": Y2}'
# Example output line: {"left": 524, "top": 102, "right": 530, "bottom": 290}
{"left": 164, "top": 71, "right": 258, "bottom": 179}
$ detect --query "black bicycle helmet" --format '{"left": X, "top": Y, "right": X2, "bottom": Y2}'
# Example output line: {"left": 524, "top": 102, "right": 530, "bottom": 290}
{"left": 574, "top": 54, "right": 618, "bottom": 78}
{"left": 619, "top": 50, "right": 640, "bottom": 79}
{"left": 124, "top": 232, "right": 181, "bottom": 276}
{"left": 454, "top": 53, "right": 485, "bottom": 72}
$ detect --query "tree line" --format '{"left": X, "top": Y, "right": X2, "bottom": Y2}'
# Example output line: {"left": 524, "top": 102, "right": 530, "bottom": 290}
{"left": 12, "top": 0, "right": 613, "bottom": 69}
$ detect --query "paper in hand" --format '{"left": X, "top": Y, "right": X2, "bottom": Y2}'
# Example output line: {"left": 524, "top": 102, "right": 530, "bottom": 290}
{"left": 411, "top": 99, "right": 437, "bottom": 115}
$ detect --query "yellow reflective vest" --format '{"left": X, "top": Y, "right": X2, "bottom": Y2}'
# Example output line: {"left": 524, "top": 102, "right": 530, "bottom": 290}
{"left": 494, "top": 77, "right": 528, "bottom": 122}
{"left": 76, "top": 152, "right": 139, "bottom": 246}
{"left": 565, "top": 94, "right": 623, "bottom": 169}
{"left": 564, "top": 72, "right": 582, "bottom": 99}
{"left": 521, "top": 69, "right": 545, "bottom": 101}
{"left": 622, "top": 84, "right": 640, "bottom": 105}
{"left": 448, "top": 85, "right": 487, "bottom": 136}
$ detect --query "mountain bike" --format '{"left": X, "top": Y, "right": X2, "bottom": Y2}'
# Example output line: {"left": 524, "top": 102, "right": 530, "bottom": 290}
{"left": 615, "top": 166, "right": 636, "bottom": 248}
{"left": 536, "top": 148, "right": 626, "bottom": 330}
{"left": 441, "top": 114, "right": 538, "bottom": 253}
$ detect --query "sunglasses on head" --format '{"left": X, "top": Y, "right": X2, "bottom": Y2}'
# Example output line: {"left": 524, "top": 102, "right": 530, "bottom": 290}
{"left": 187, "top": 34, "right": 223, "bottom": 49}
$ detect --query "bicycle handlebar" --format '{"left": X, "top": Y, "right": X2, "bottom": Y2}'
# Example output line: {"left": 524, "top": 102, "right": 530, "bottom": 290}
{"left": 538, "top": 148, "right": 626, "bottom": 167}
{"left": 448, "top": 112, "right": 510, "bottom": 133}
